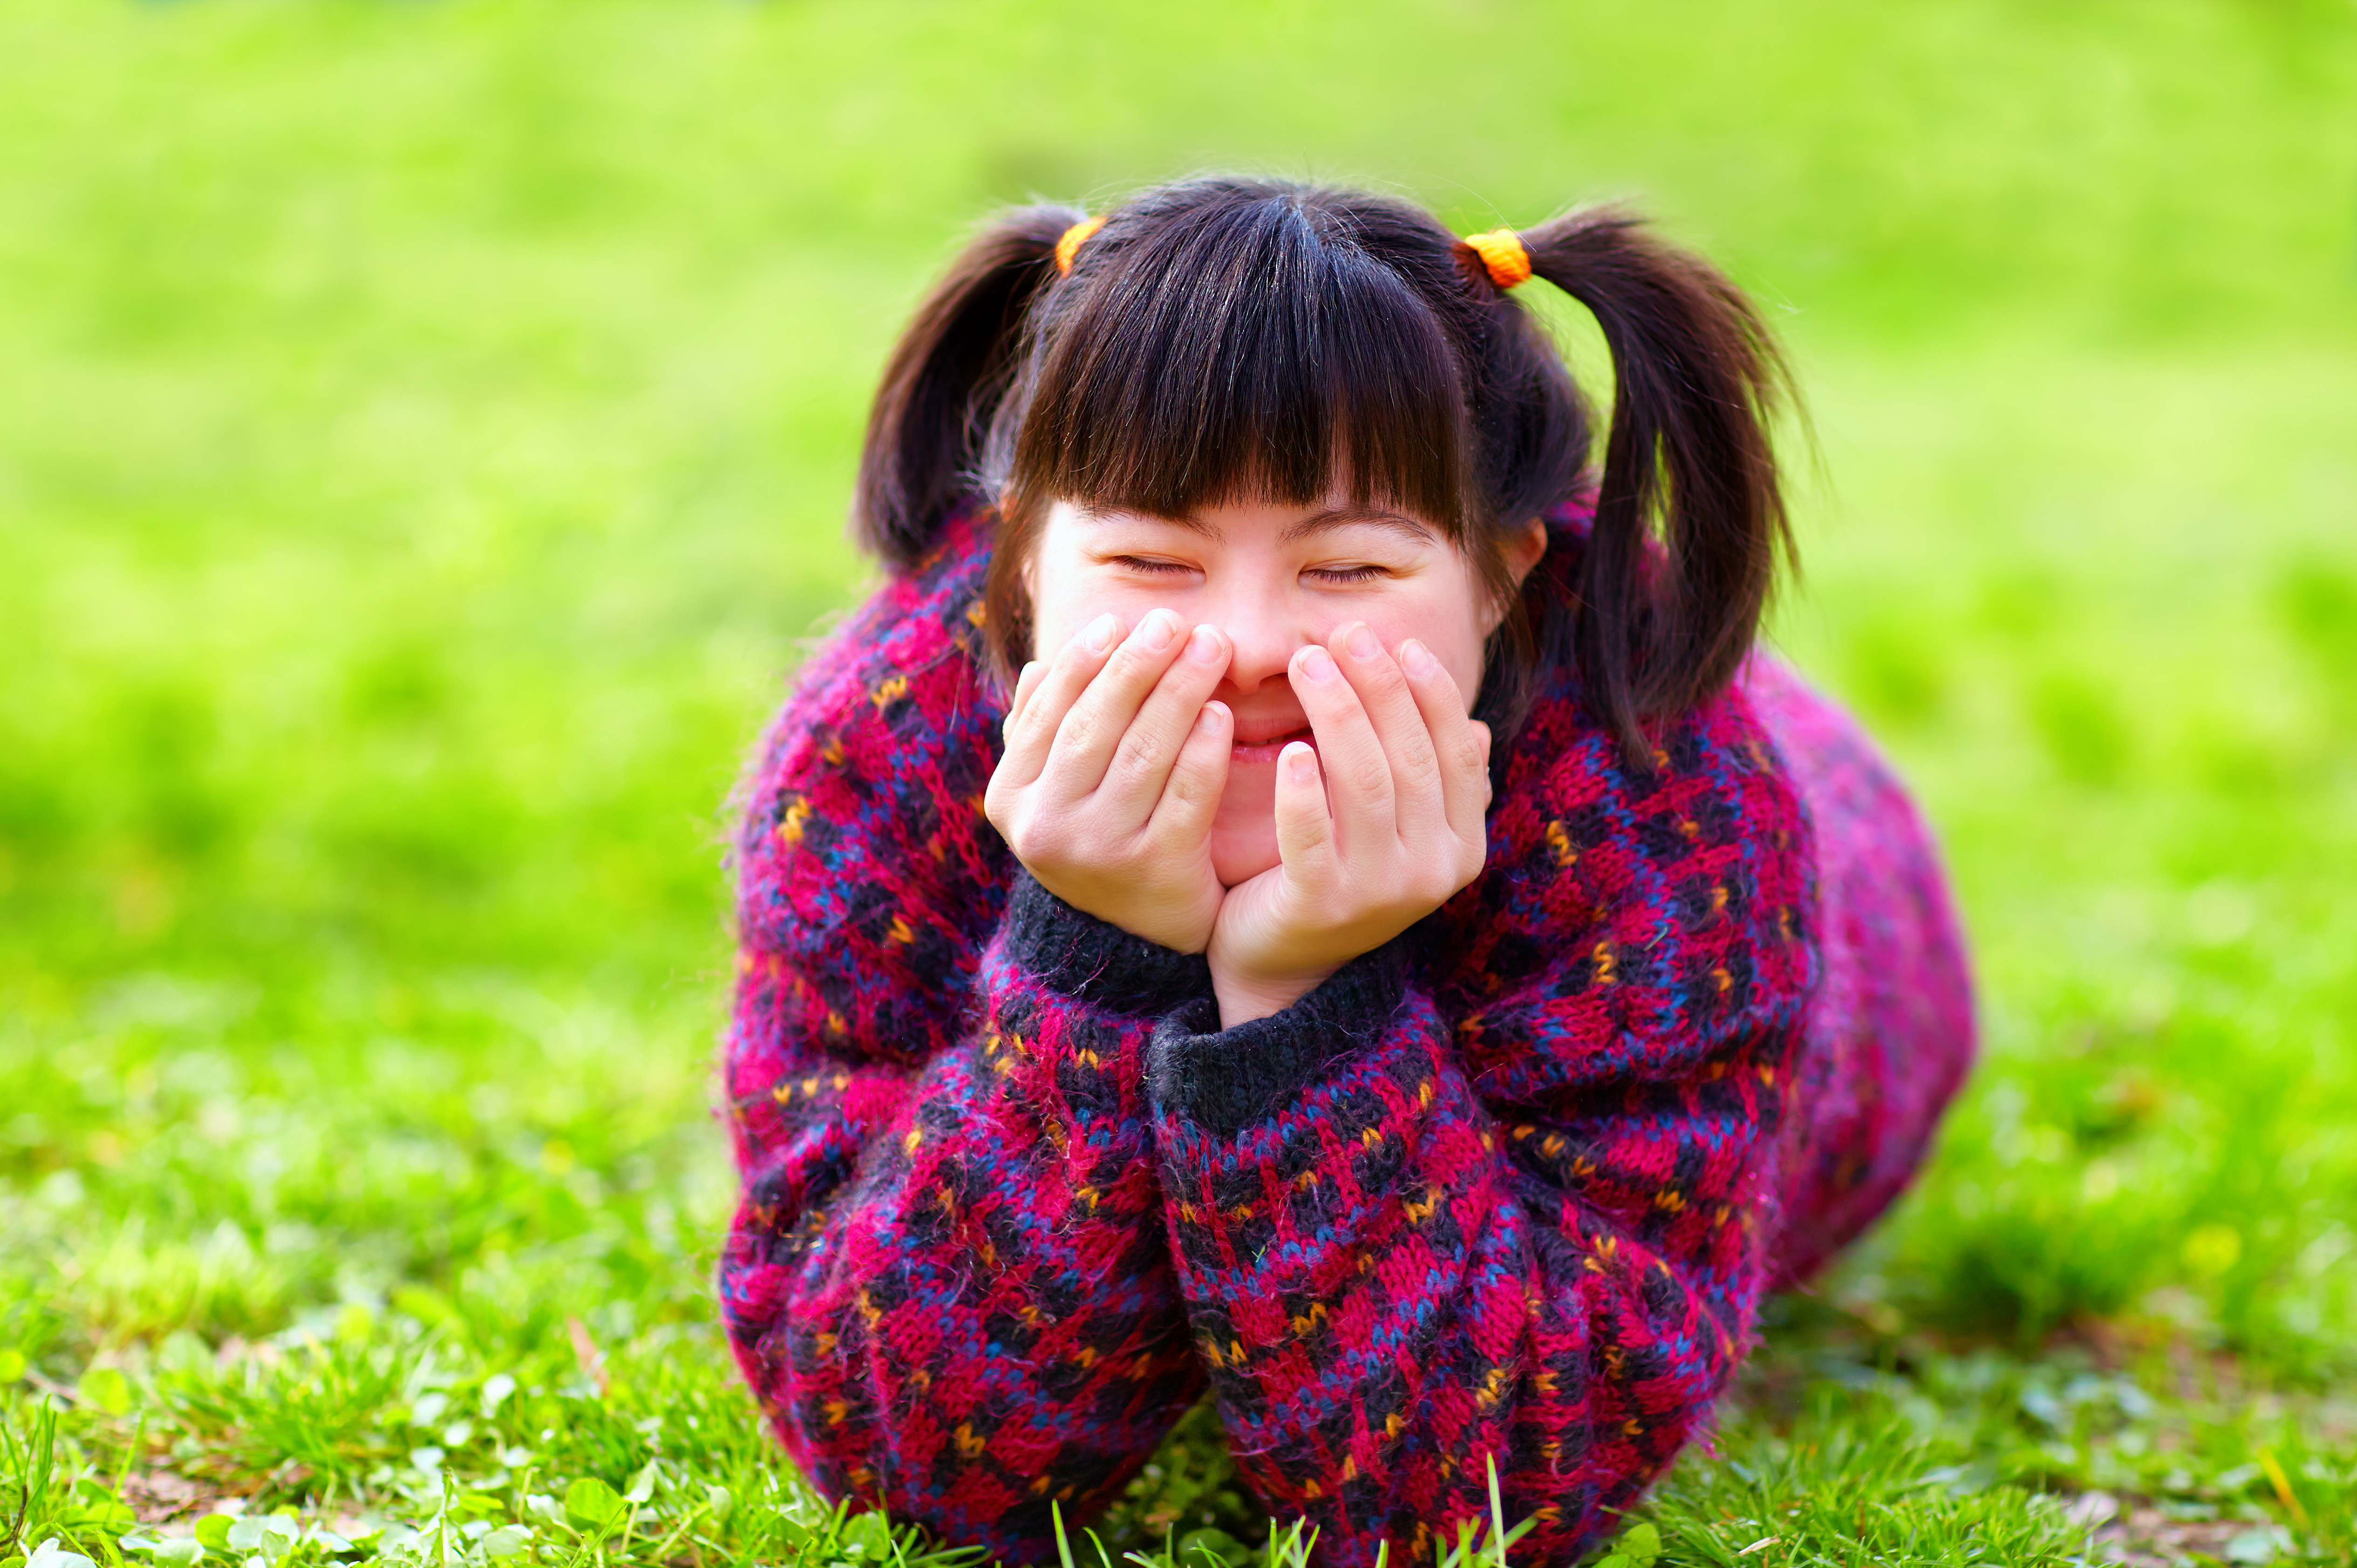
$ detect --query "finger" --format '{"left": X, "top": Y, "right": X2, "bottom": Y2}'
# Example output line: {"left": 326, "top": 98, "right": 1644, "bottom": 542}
{"left": 1040, "top": 607, "right": 1192, "bottom": 801}
{"left": 1099, "top": 623, "right": 1232, "bottom": 829}
{"left": 1145, "top": 698, "right": 1232, "bottom": 850}
{"left": 1272, "top": 738, "right": 1336, "bottom": 877}
{"left": 1007, "top": 660, "right": 1046, "bottom": 728}
{"left": 1331, "top": 621, "right": 1445, "bottom": 841}
{"left": 1290, "top": 642, "right": 1395, "bottom": 850}
{"left": 997, "top": 612, "right": 1121, "bottom": 791}
{"left": 1399, "top": 638, "right": 1490, "bottom": 850}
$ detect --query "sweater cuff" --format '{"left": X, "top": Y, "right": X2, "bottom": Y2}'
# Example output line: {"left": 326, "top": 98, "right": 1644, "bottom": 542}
{"left": 1146, "top": 940, "right": 1412, "bottom": 1137}
{"left": 997, "top": 871, "right": 1214, "bottom": 1017}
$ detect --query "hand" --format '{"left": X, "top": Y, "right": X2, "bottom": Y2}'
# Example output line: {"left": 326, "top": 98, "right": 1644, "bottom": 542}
{"left": 1206, "top": 622, "right": 1492, "bottom": 1025}
{"left": 985, "top": 607, "right": 1236, "bottom": 954}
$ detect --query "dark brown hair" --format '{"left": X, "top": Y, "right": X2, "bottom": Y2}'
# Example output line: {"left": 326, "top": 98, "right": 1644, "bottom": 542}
{"left": 851, "top": 176, "right": 1792, "bottom": 758}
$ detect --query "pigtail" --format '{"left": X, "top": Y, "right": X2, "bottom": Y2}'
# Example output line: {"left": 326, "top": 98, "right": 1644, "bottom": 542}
{"left": 1516, "top": 207, "right": 1794, "bottom": 760}
{"left": 852, "top": 205, "right": 1081, "bottom": 565}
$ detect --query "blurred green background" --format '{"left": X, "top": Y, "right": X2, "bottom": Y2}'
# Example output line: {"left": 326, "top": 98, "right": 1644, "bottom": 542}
{"left": 2, "top": 0, "right": 2355, "bottom": 1559}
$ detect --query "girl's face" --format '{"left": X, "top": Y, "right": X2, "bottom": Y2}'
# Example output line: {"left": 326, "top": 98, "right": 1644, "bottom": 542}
{"left": 1026, "top": 495, "right": 1539, "bottom": 887}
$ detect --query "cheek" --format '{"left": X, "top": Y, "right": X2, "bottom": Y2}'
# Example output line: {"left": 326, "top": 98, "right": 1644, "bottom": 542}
{"left": 1023, "top": 549, "right": 1087, "bottom": 663}
{"left": 1358, "top": 593, "right": 1490, "bottom": 700}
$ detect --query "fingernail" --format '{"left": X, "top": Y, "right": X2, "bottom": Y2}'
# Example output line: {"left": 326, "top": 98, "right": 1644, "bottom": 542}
{"left": 1283, "top": 741, "right": 1317, "bottom": 779}
{"left": 1400, "top": 640, "right": 1437, "bottom": 678}
{"left": 1083, "top": 612, "right": 1119, "bottom": 653}
{"left": 1343, "top": 623, "right": 1383, "bottom": 662}
{"left": 1197, "top": 701, "right": 1229, "bottom": 733}
{"left": 1297, "top": 646, "right": 1339, "bottom": 683}
{"left": 1138, "top": 609, "right": 1179, "bottom": 652}
{"left": 1186, "top": 624, "right": 1224, "bottom": 664}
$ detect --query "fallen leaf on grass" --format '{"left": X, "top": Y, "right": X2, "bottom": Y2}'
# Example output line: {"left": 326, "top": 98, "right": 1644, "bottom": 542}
{"left": 568, "top": 1316, "right": 610, "bottom": 1399}
{"left": 2094, "top": 1508, "right": 2287, "bottom": 1567}
{"left": 125, "top": 1472, "right": 213, "bottom": 1523}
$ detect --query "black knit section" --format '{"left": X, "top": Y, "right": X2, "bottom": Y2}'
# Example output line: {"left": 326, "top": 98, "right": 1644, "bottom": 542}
{"left": 1147, "top": 939, "right": 1413, "bottom": 1137}
{"left": 998, "top": 871, "right": 1213, "bottom": 1017}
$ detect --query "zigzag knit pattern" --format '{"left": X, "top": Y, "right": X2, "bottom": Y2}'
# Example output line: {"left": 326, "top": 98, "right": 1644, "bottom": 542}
{"left": 717, "top": 503, "right": 1976, "bottom": 1568}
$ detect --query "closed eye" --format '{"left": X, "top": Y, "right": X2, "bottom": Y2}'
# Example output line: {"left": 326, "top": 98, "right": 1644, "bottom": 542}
{"left": 1305, "top": 564, "right": 1387, "bottom": 584}
{"left": 1108, "top": 556, "right": 1199, "bottom": 577}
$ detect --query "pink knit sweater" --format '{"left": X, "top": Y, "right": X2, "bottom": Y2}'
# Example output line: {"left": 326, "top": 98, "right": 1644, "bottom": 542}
{"left": 718, "top": 505, "right": 1975, "bottom": 1567}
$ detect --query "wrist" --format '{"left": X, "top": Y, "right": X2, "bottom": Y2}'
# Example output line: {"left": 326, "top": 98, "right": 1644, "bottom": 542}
{"left": 1210, "top": 962, "right": 1339, "bottom": 1027}
{"left": 1026, "top": 866, "right": 1219, "bottom": 956}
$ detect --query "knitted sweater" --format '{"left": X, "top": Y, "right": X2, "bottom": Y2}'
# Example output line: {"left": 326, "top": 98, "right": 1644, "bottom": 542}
{"left": 717, "top": 503, "right": 1974, "bottom": 1568}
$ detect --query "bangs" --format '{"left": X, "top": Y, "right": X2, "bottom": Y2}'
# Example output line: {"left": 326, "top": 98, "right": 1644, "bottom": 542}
{"left": 1003, "top": 189, "right": 1475, "bottom": 535}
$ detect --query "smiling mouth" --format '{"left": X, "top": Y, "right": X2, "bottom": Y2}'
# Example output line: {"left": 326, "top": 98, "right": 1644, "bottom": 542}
{"left": 1230, "top": 724, "right": 1315, "bottom": 762}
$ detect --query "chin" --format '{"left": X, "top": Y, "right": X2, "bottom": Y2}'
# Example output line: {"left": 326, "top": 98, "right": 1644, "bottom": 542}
{"left": 1210, "top": 763, "right": 1281, "bottom": 886}
{"left": 1211, "top": 831, "right": 1281, "bottom": 889}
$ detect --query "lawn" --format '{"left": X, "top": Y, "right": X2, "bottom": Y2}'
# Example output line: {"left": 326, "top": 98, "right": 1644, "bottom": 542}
{"left": 3, "top": 1, "right": 2355, "bottom": 1566}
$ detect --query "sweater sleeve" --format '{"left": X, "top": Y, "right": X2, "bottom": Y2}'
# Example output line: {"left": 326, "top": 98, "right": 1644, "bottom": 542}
{"left": 1141, "top": 695, "right": 1817, "bottom": 1568}
{"left": 716, "top": 530, "right": 1210, "bottom": 1561}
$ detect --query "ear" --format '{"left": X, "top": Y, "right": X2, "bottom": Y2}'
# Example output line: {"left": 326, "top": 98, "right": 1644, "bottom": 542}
{"left": 1471, "top": 518, "right": 1546, "bottom": 636}
{"left": 1479, "top": 518, "right": 1550, "bottom": 636}
{"left": 1017, "top": 498, "right": 1047, "bottom": 598}
{"left": 1503, "top": 516, "right": 1549, "bottom": 588}
{"left": 1010, "top": 491, "right": 1049, "bottom": 660}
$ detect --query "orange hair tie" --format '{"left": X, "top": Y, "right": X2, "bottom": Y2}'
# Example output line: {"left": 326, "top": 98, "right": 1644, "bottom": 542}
{"left": 1054, "top": 216, "right": 1107, "bottom": 276}
{"left": 1462, "top": 227, "right": 1532, "bottom": 289}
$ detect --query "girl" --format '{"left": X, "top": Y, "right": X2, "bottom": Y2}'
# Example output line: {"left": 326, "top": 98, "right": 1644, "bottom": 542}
{"left": 718, "top": 177, "right": 1974, "bottom": 1568}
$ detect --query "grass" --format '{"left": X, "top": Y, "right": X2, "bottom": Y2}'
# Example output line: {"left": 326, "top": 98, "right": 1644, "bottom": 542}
{"left": 3, "top": 0, "right": 2356, "bottom": 1565}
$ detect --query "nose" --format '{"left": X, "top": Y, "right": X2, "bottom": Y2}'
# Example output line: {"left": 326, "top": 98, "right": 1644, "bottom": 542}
{"left": 1203, "top": 578, "right": 1303, "bottom": 697}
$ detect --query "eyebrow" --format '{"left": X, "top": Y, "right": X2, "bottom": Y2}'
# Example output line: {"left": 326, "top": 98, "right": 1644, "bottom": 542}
{"left": 1277, "top": 505, "right": 1440, "bottom": 545}
{"left": 1078, "top": 503, "right": 1438, "bottom": 545}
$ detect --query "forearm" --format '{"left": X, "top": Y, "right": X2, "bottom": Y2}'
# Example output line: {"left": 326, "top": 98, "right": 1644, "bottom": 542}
{"left": 1145, "top": 970, "right": 1775, "bottom": 1568}
{"left": 722, "top": 875, "right": 1213, "bottom": 1561}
